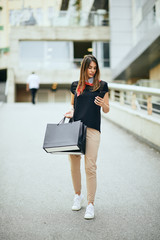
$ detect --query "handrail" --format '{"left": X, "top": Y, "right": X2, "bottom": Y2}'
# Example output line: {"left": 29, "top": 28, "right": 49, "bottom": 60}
{"left": 108, "top": 83, "right": 160, "bottom": 116}
{"left": 108, "top": 83, "right": 160, "bottom": 96}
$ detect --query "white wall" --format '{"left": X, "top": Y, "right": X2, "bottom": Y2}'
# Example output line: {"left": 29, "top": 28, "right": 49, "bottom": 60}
{"left": 103, "top": 102, "right": 160, "bottom": 150}
{"left": 110, "top": 0, "right": 132, "bottom": 69}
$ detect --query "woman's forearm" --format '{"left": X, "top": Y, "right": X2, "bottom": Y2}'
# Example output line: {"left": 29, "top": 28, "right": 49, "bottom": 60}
{"left": 102, "top": 103, "right": 110, "bottom": 113}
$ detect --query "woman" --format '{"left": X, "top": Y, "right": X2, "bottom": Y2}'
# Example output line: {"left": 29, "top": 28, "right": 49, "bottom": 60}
{"left": 65, "top": 55, "right": 109, "bottom": 220}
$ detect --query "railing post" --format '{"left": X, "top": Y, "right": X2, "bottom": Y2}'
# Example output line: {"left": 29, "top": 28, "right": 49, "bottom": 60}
{"left": 120, "top": 91, "right": 124, "bottom": 105}
{"left": 110, "top": 89, "right": 115, "bottom": 101}
{"left": 131, "top": 93, "right": 137, "bottom": 109}
{"left": 108, "top": 83, "right": 160, "bottom": 115}
{"left": 147, "top": 96, "right": 152, "bottom": 115}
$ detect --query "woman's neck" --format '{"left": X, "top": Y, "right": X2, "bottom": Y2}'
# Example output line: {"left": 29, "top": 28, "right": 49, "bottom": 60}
{"left": 87, "top": 77, "right": 94, "bottom": 84}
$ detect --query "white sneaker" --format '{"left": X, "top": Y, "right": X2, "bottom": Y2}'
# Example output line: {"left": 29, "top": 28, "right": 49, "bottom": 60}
{"left": 72, "top": 194, "right": 84, "bottom": 211}
{"left": 84, "top": 203, "right": 94, "bottom": 219}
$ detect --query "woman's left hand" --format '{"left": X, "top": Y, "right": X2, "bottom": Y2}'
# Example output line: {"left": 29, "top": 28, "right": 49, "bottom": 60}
{"left": 94, "top": 96, "right": 105, "bottom": 107}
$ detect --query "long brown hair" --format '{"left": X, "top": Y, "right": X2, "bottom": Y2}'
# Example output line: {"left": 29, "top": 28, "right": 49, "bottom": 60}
{"left": 76, "top": 55, "right": 100, "bottom": 95}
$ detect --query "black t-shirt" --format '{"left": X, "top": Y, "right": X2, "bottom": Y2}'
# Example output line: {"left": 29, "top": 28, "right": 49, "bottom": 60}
{"left": 70, "top": 80, "right": 109, "bottom": 132}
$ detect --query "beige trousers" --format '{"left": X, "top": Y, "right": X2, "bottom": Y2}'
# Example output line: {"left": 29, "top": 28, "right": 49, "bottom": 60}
{"left": 69, "top": 127, "right": 100, "bottom": 203}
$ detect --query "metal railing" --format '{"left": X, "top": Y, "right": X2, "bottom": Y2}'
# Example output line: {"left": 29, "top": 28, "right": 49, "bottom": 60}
{"left": 109, "top": 83, "right": 160, "bottom": 116}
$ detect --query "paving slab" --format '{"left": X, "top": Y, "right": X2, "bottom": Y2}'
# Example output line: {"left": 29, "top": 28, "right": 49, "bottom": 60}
{"left": 0, "top": 103, "right": 160, "bottom": 240}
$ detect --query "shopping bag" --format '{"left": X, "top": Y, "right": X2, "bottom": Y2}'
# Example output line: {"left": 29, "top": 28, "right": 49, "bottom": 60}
{"left": 43, "top": 117, "right": 86, "bottom": 155}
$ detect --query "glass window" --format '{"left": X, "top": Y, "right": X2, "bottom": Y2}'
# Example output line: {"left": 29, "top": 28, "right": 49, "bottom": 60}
{"left": 20, "top": 41, "right": 44, "bottom": 61}
{"left": 103, "top": 42, "right": 110, "bottom": 67}
{"left": 19, "top": 40, "right": 110, "bottom": 69}
{"left": 93, "top": 41, "right": 110, "bottom": 68}
{"left": 73, "top": 41, "right": 92, "bottom": 67}
{"left": 19, "top": 41, "right": 71, "bottom": 69}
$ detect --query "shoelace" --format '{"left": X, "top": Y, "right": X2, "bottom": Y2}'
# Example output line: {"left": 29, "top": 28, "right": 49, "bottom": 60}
{"left": 86, "top": 204, "right": 94, "bottom": 215}
{"left": 73, "top": 195, "right": 81, "bottom": 205}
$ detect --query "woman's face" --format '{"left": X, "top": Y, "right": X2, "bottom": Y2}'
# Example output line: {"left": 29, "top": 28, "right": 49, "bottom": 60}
{"left": 87, "top": 61, "right": 97, "bottom": 79}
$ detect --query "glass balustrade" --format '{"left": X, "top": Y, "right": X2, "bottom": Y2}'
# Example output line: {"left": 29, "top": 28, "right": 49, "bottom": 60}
{"left": 9, "top": 9, "right": 109, "bottom": 27}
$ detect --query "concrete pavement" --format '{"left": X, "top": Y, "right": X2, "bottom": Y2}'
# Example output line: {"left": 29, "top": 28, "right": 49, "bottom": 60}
{"left": 0, "top": 103, "right": 160, "bottom": 240}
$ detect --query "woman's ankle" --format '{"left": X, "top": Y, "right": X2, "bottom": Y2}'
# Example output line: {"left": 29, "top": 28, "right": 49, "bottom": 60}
{"left": 75, "top": 191, "right": 81, "bottom": 196}
{"left": 88, "top": 202, "right": 94, "bottom": 205}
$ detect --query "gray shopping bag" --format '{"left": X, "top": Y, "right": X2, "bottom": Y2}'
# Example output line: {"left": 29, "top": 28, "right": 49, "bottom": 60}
{"left": 43, "top": 118, "right": 86, "bottom": 155}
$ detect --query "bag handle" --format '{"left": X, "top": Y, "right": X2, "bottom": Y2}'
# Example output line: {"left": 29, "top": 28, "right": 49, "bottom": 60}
{"left": 69, "top": 117, "right": 74, "bottom": 123}
{"left": 57, "top": 117, "right": 66, "bottom": 125}
{"left": 57, "top": 117, "right": 74, "bottom": 125}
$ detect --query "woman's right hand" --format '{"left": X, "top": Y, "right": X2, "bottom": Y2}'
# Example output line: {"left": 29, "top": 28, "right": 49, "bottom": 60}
{"left": 64, "top": 110, "right": 74, "bottom": 118}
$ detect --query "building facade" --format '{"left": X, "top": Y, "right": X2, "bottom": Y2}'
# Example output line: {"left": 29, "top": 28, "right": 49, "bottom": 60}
{"left": 110, "top": 0, "right": 160, "bottom": 87}
{"left": 1, "top": 0, "right": 159, "bottom": 103}
{"left": 0, "top": 0, "right": 110, "bottom": 103}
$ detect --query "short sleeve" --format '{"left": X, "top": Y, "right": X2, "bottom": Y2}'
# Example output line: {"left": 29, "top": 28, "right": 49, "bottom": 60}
{"left": 99, "top": 81, "right": 109, "bottom": 94}
{"left": 103, "top": 81, "right": 109, "bottom": 93}
{"left": 70, "top": 81, "right": 78, "bottom": 94}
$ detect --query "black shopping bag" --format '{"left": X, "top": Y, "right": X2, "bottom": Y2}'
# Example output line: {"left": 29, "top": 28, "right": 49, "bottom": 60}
{"left": 43, "top": 118, "right": 86, "bottom": 155}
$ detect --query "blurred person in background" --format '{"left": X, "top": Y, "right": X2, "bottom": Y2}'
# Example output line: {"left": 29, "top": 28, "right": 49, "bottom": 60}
{"left": 26, "top": 72, "right": 40, "bottom": 104}
{"left": 65, "top": 55, "right": 110, "bottom": 220}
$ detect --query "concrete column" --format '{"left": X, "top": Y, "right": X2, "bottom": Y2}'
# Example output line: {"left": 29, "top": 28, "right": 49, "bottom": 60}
{"left": 7, "top": 68, "right": 15, "bottom": 103}
{"left": 69, "top": 41, "right": 74, "bottom": 67}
